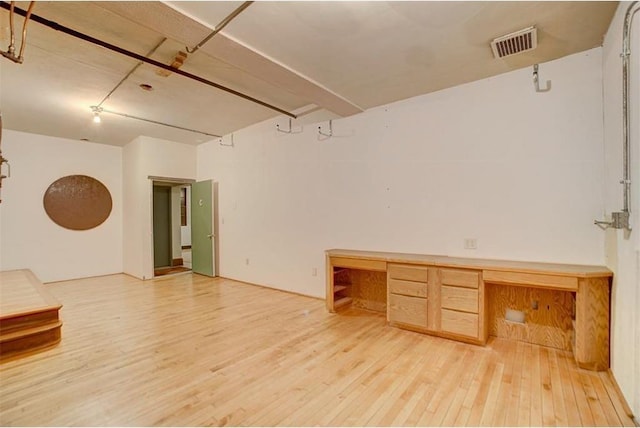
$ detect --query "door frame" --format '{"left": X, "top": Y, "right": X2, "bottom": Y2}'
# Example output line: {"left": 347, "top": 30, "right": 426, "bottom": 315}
{"left": 148, "top": 176, "right": 195, "bottom": 278}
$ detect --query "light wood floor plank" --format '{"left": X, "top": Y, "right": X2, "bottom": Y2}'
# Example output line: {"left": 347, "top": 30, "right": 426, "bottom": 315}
{"left": 530, "top": 344, "right": 544, "bottom": 426}
{"left": 440, "top": 346, "right": 484, "bottom": 426}
{"left": 564, "top": 348, "right": 596, "bottom": 426}
{"left": 0, "top": 274, "right": 633, "bottom": 427}
{"left": 503, "top": 339, "right": 524, "bottom": 426}
{"left": 452, "top": 344, "right": 491, "bottom": 426}
{"left": 598, "top": 371, "right": 637, "bottom": 427}
{"left": 592, "top": 372, "right": 625, "bottom": 427}
{"left": 582, "top": 370, "right": 610, "bottom": 426}
{"left": 548, "top": 346, "right": 572, "bottom": 426}
{"left": 540, "top": 347, "right": 557, "bottom": 426}
{"left": 403, "top": 339, "right": 459, "bottom": 425}
{"left": 490, "top": 338, "right": 518, "bottom": 426}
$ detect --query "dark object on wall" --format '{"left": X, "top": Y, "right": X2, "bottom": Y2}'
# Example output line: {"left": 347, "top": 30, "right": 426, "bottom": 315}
{"left": 0, "top": 111, "right": 9, "bottom": 204}
{"left": 43, "top": 175, "right": 112, "bottom": 230}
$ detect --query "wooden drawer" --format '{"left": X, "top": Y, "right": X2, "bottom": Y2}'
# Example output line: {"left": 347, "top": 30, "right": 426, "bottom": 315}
{"left": 441, "top": 309, "right": 478, "bottom": 338}
{"left": 389, "top": 293, "right": 428, "bottom": 328}
{"left": 440, "top": 269, "right": 479, "bottom": 289}
{"left": 388, "top": 278, "right": 427, "bottom": 298}
{"left": 388, "top": 264, "right": 429, "bottom": 282}
{"left": 330, "top": 257, "right": 386, "bottom": 272}
{"left": 483, "top": 270, "right": 578, "bottom": 291}
{"left": 441, "top": 286, "right": 478, "bottom": 313}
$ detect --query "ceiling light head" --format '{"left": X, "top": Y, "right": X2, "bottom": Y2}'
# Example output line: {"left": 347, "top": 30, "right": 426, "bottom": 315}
{"left": 90, "top": 106, "right": 103, "bottom": 124}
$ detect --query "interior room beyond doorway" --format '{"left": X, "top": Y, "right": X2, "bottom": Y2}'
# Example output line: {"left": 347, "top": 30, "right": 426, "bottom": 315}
{"left": 152, "top": 181, "right": 192, "bottom": 277}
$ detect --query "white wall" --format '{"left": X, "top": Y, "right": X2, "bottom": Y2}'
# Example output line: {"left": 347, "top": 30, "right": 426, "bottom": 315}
{"left": 603, "top": 1, "right": 640, "bottom": 417}
{"left": 122, "top": 136, "right": 196, "bottom": 279}
{"left": 0, "top": 130, "right": 122, "bottom": 282}
{"left": 198, "top": 48, "right": 606, "bottom": 298}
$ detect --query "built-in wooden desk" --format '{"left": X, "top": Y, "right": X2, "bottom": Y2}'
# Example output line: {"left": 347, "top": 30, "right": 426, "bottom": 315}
{"left": 326, "top": 249, "right": 612, "bottom": 371}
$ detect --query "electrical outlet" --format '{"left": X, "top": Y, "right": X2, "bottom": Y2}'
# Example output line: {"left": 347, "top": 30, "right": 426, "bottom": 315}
{"left": 245, "top": 258, "right": 250, "bottom": 265}
{"left": 464, "top": 238, "right": 478, "bottom": 250}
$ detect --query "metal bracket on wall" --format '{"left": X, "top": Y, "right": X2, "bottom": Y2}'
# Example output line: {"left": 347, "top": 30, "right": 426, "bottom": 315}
{"left": 533, "top": 64, "right": 551, "bottom": 93}
{"left": 318, "top": 120, "right": 333, "bottom": 139}
{"left": 276, "top": 118, "right": 302, "bottom": 134}
{"left": 219, "top": 134, "right": 234, "bottom": 147}
{"left": 594, "top": 211, "right": 631, "bottom": 231}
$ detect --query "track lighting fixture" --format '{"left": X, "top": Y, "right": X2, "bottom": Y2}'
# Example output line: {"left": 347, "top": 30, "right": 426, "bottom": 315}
{"left": 91, "top": 106, "right": 103, "bottom": 124}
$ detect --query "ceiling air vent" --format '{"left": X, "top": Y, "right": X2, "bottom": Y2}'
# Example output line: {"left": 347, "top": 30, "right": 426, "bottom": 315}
{"left": 490, "top": 26, "right": 537, "bottom": 59}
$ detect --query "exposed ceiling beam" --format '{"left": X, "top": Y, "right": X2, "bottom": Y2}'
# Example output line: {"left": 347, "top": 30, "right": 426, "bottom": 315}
{"left": 100, "top": 2, "right": 364, "bottom": 117}
{"left": 0, "top": 1, "right": 297, "bottom": 119}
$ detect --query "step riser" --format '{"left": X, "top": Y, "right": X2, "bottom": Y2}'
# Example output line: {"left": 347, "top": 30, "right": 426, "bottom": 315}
{"left": 0, "top": 327, "right": 62, "bottom": 360}
{"left": 0, "top": 309, "right": 60, "bottom": 334}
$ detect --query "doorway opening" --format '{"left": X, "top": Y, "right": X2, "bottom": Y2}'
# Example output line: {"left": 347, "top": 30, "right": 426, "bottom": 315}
{"left": 150, "top": 177, "right": 218, "bottom": 279}
{"left": 152, "top": 181, "right": 192, "bottom": 277}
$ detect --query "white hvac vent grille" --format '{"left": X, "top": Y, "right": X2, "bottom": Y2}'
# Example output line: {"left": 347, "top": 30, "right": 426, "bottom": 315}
{"left": 491, "top": 26, "right": 537, "bottom": 59}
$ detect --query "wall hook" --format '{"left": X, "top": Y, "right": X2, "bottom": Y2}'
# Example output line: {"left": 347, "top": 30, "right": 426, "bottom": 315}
{"left": 533, "top": 64, "right": 551, "bottom": 92}
{"left": 219, "top": 133, "right": 234, "bottom": 147}
{"left": 276, "top": 118, "right": 302, "bottom": 134}
{"left": 318, "top": 120, "right": 333, "bottom": 138}
{"left": 594, "top": 211, "right": 631, "bottom": 231}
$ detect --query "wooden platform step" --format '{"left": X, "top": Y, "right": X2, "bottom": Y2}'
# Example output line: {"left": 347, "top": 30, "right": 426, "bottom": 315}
{"left": 0, "top": 307, "right": 61, "bottom": 333}
{"left": 0, "top": 321, "right": 62, "bottom": 361}
{"left": 0, "top": 270, "right": 63, "bottom": 361}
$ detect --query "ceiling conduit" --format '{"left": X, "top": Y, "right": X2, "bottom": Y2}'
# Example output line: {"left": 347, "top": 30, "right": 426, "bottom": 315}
{"left": 185, "top": 1, "right": 254, "bottom": 55}
{"left": 0, "top": 1, "right": 34, "bottom": 63}
{"left": 0, "top": 1, "right": 297, "bottom": 119}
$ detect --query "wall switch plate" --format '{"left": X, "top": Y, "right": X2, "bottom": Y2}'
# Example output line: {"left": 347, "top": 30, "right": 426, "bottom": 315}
{"left": 245, "top": 258, "right": 250, "bottom": 265}
{"left": 464, "top": 238, "right": 478, "bottom": 249}
{"left": 312, "top": 268, "right": 318, "bottom": 277}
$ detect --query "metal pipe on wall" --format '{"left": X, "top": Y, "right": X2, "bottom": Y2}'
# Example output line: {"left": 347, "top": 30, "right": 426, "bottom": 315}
{"left": 622, "top": 1, "right": 639, "bottom": 219}
{"left": 596, "top": 2, "right": 638, "bottom": 231}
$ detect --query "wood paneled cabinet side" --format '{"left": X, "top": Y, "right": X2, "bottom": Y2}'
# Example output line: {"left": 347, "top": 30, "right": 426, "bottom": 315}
{"left": 574, "top": 277, "right": 611, "bottom": 371}
{"left": 326, "top": 254, "right": 335, "bottom": 312}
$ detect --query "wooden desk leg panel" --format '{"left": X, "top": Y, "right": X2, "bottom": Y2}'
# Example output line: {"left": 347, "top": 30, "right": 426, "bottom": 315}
{"left": 427, "top": 267, "right": 440, "bottom": 332}
{"left": 575, "top": 277, "right": 610, "bottom": 371}
{"left": 326, "top": 255, "right": 334, "bottom": 312}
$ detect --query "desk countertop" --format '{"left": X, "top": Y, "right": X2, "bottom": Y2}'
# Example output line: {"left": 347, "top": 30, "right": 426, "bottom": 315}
{"left": 326, "top": 249, "right": 612, "bottom": 278}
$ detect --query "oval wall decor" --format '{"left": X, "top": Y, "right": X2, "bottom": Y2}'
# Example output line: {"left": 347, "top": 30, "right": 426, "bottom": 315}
{"left": 43, "top": 175, "right": 112, "bottom": 231}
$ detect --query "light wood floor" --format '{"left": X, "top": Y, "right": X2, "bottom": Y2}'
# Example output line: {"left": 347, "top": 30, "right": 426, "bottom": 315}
{"left": 0, "top": 273, "right": 634, "bottom": 426}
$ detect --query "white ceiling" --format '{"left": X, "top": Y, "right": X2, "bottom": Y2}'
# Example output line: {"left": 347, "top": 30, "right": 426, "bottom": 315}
{"left": 0, "top": 1, "right": 618, "bottom": 146}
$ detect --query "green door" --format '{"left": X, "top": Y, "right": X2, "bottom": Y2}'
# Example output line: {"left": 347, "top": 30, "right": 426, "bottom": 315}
{"left": 152, "top": 185, "right": 172, "bottom": 268}
{"left": 191, "top": 180, "right": 216, "bottom": 276}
